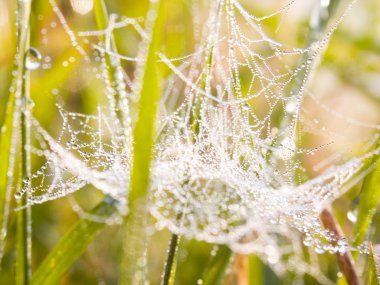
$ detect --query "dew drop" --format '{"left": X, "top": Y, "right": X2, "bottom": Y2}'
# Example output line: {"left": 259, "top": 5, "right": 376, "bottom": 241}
{"left": 21, "top": 97, "right": 35, "bottom": 112}
{"left": 242, "top": 103, "right": 250, "bottom": 111}
{"left": 25, "top": 48, "right": 42, "bottom": 70}
{"left": 14, "top": 191, "right": 22, "bottom": 200}
{"left": 303, "top": 236, "right": 313, "bottom": 247}
{"left": 347, "top": 209, "right": 357, "bottom": 223}
{"left": 285, "top": 100, "right": 298, "bottom": 114}
{"left": 315, "top": 246, "right": 325, "bottom": 254}
{"left": 70, "top": 0, "right": 93, "bottom": 15}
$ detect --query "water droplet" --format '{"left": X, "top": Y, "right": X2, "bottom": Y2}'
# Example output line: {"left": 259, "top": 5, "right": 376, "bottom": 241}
{"left": 276, "top": 137, "right": 295, "bottom": 160}
{"left": 70, "top": 0, "right": 94, "bottom": 15}
{"left": 197, "top": 279, "right": 203, "bottom": 285}
{"left": 347, "top": 209, "right": 357, "bottom": 223}
{"left": 315, "top": 246, "right": 325, "bottom": 254}
{"left": 269, "top": 218, "right": 277, "bottom": 224}
{"left": 14, "top": 191, "right": 22, "bottom": 200}
{"left": 303, "top": 236, "right": 313, "bottom": 247}
{"left": 22, "top": 177, "right": 30, "bottom": 185}
{"left": 285, "top": 100, "right": 298, "bottom": 114}
{"left": 242, "top": 103, "right": 250, "bottom": 111}
{"left": 21, "top": 97, "right": 35, "bottom": 112}
{"left": 25, "top": 48, "right": 42, "bottom": 70}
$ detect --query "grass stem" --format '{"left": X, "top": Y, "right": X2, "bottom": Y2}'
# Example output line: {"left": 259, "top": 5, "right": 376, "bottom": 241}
{"left": 161, "top": 234, "right": 180, "bottom": 285}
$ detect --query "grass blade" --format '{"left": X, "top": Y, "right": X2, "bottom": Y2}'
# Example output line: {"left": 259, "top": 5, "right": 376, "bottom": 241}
{"left": 352, "top": 154, "right": 380, "bottom": 248}
{"left": 93, "top": 0, "right": 127, "bottom": 128}
{"left": 119, "top": 0, "right": 166, "bottom": 284}
{"left": 369, "top": 243, "right": 380, "bottom": 285}
{"left": 161, "top": 234, "right": 180, "bottom": 285}
{"left": 93, "top": 0, "right": 109, "bottom": 31}
{"left": 14, "top": 0, "right": 33, "bottom": 283}
{"left": 30, "top": 198, "right": 118, "bottom": 285}
{"left": 201, "top": 245, "right": 233, "bottom": 285}
{"left": 0, "top": 91, "right": 15, "bottom": 261}
{"left": 248, "top": 255, "right": 263, "bottom": 285}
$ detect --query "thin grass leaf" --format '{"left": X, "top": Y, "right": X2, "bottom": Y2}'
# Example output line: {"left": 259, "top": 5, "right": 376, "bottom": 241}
{"left": 161, "top": 234, "right": 180, "bottom": 285}
{"left": 119, "top": 1, "right": 166, "bottom": 284}
{"left": 201, "top": 245, "right": 233, "bottom": 285}
{"left": 353, "top": 154, "right": 380, "bottom": 248}
{"left": 0, "top": 92, "right": 15, "bottom": 262}
{"left": 128, "top": 0, "right": 165, "bottom": 203}
{"left": 30, "top": 197, "right": 118, "bottom": 285}
{"left": 93, "top": 0, "right": 109, "bottom": 30}
{"left": 248, "top": 255, "right": 263, "bottom": 285}
{"left": 369, "top": 243, "right": 380, "bottom": 285}
{"left": 93, "top": 0, "right": 126, "bottom": 126}
{"left": 14, "top": 0, "right": 33, "bottom": 283}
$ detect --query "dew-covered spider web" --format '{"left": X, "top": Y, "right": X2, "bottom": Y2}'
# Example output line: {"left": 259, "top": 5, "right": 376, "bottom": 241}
{"left": 15, "top": 0, "right": 380, "bottom": 283}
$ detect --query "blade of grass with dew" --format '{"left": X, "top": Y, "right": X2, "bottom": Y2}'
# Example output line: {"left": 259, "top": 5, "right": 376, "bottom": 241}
{"left": 159, "top": 34, "right": 216, "bottom": 285}
{"left": 188, "top": 5, "right": 236, "bottom": 283}
{"left": 158, "top": 37, "right": 216, "bottom": 285}
{"left": 119, "top": 1, "right": 166, "bottom": 284}
{"left": 30, "top": 197, "right": 118, "bottom": 285}
{"left": 15, "top": 0, "right": 33, "bottom": 283}
{"left": 161, "top": 234, "right": 180, "bottom": 285}
{"left": 94, "top": 0, "right": 126, "bottom": 127}
{"left": 369, "top": 243, "right": 380, "bottom": 285}
{"left": 28, "top": 1, "right": 127, "bottom": 280}
{"left": 200, "top": 245, "right": 233, "bottom": 285}
{"left": 163, "top": 12, "right": 219, "bottom": 284}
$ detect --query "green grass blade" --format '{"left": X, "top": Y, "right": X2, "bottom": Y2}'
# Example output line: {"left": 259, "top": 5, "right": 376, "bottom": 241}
{"left": 119, "top": 1, "right": 166, "bottom": 284}
{"left": 0, "top": 92, "right": 15, "bottom": 261}
{"left": 352, "top": 154, "right": 380, "bottom": 248}
{"left": 94, "top": 0, "right": 109, "bottom": 31}
{"left": 248, "top": 255, "right": 263, "bottom": 285}
{"left": 120, "top": 0, "right": 165, "bottom": 284}
{"left": 201, "top": 245, "right": 233, "bottom": 285}
{"left": 128, "top": 0, "right": 165, "bottom": 201}
{"left": 14, "top": 0, "right": 33, "bottom": 283}
{"left": 93, "top": 0, "right": 127, "bottom": 128}
{"left": 30, "top": 198, "right": 118, "bottom": 285}
{"left": 161, "top": 234, "right": 180, "bottom": 285}
{"left": 369, "top": 244, "right": 380, "bottom": 285}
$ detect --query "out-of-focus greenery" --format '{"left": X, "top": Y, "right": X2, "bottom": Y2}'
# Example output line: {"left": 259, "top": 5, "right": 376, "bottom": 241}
{"left": 1, "top": 0, "right": 380, "bottom": 285}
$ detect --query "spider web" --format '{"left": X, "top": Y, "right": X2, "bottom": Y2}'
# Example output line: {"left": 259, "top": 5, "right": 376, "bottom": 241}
{"left": 18, "top": 0, "right": 380, "bottom": 282}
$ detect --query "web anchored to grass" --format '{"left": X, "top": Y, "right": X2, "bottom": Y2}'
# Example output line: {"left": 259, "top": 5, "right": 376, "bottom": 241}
{"left": 14, "top": 0, "right": 380, "bottom": 283}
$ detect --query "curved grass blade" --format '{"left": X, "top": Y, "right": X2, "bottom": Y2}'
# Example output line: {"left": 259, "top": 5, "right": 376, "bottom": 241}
{"left": 369, "top": 243, "right": 380, "bottom": 285}
{"left": 201, "top": 245, "right": 233, "bottom": 285}
{"left": 30, "top": 197, "right": 118, "bottom": 285}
